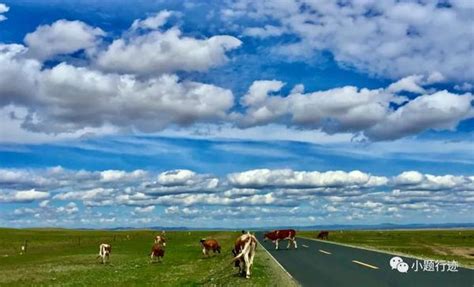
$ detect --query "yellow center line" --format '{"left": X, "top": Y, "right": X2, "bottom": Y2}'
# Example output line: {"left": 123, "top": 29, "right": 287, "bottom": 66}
{"left": 302, "top": 244, "right": 309, "bottom": 248}
{"left": 319, "top": 249, "right": 331, "bottom": 255}
{"left": 352, "top": 260, "right": 379, "bottom": 269}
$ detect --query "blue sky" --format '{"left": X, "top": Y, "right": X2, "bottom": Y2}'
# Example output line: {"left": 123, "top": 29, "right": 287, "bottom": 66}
{"left": 0, "top": 0, "right": 473, "bottom": 228}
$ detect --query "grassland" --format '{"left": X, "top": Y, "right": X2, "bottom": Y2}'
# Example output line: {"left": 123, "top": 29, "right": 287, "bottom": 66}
{"left": 299, "top": 229, "right": 474, "bottom": 268}
{"left": 0, "top": 228, "right": 297, "bottom": 287}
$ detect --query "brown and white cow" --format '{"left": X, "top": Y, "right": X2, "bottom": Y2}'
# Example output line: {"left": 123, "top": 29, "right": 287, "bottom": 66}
{"left": 150, "top": 242, "right": 165, "bottom": 262}
{"left": 263, "top": 229, "right": 297, "bottom": 250}
{"left": 232, "top": 232, "right": 257, "bottom": 279}
{"left": 154, "top": 231, "right": 166, "bottom": 247}
{"left": 97, "top": 243, "right": 111, "bottom": 264}
{"left": 200, "top": 239, "right": 221, "bottom": 256}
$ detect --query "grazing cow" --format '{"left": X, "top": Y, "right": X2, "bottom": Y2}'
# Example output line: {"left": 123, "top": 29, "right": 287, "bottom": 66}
{"left": 150, "top": 243, "right": 165, "bottom": 262}
{"left": 317, "top": 231, "right": 329, "bottom": 240}
{"left": 97, "top": 243, "right": 111, "bottom": 264}
{"left": 200, "top": 239, "right": 221, "bottom": 256}
{"left": 264, "top": 229, "right": 297, "bottom": 250}
{"left": 154, "top": 231, "right": 166, "bottom": 247}
{"left": 232, "top": 232, "right": 257, "bottom": 279}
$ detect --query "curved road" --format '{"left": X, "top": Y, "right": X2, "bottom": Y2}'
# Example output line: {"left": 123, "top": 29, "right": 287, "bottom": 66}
{"left": 256, "top": 233, "right": 474, "bottom": 287}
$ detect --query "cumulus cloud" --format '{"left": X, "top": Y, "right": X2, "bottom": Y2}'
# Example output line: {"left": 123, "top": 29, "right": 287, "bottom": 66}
{"left": 242, "top": 25, "right": 286, "bottom": 38}
{"left": 134, "top": 205, "right": 155, "bottom": 213}
{"left": 228, "top": 169, "right": 388, "bottom": 189}
{"left": 1, "top": 59, "right": 234, "bottom": 133}
{"left": 96, "top": 12, "right": 241, "bottom": 76}
{"left": 157, "top": 169, "right": 199, "bottom": 186}
{"left": 1, "top": 167, "right": 473, "bottom": 226}
{"left": 367, "top": 90, "right": 473, "bottom": 140}
{"left": 0, "top": 3, "right": 9, "bottom": 21}
{"left": 100, "top": 170, "right": 147, "bottom": 182}
{"left": 236, "top": 79, "right": 472, "bottom": 140}
{"left": 131, "top": 10, "right": 173, "bottom": 31}
{"left": 0, "top": 11, "right": 240, "bottom": 136}
{"left": 0, "top": 9, "right": 471, "bottom": 143}
{"left": 56, "top": 202, "right": 79, "bottom": 215}
{"left": 225, "top": 0, "right": 474, "bottom": 82}
{"left": 24, "top": 20, "right": 105, "bottom": 61}
{"left": 0, "top": 189, "right": 50, "bottom": 202}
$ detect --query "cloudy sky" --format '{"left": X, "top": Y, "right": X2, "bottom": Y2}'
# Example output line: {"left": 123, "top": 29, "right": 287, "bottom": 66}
{"left": 0, "top": 0, "right": 473, "bottom": 228}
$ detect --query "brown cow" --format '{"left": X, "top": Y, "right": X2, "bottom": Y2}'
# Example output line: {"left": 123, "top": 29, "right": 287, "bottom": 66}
{"left": 317, "top": 231, "right": 329, "bottom": 240}
{"left": 232, "top": 232, "right": 257, "bottom": 279}
{"left": 264, "top": 229, "right": 297, "bottom": 250}
{"left": 150, "top": 243, "right": 165, "bottom": 262}
{"left": 200, "top": 239, "right": 221, "bottom": 256}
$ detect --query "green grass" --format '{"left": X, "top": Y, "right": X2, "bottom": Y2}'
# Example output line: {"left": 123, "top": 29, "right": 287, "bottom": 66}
{"left": 0, "top": 228, "right": 297, "bottom": 287}
{"left": 299, "top": 229, "right": 474, "bottom": 268}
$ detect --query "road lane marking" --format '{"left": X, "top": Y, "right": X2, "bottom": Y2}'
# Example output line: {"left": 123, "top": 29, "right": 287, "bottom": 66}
{"left": 319, "top": 249, "right": 331, "bottom": 255}
{"left": 352, "top": 260, "right": 379, "bottom": 269}
{"left": 299, "top": 236, "right": 473, "bottom": 271}
{"left": 302, "top": 244, "right": 309, "bottom": 248}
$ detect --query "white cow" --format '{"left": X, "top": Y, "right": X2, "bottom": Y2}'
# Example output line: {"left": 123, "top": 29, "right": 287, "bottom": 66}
{"left": 232, "top": 233, "right": 257, "bottom": 279}
{"left": 97, "top": 243, "right": 111, "bottom": 264}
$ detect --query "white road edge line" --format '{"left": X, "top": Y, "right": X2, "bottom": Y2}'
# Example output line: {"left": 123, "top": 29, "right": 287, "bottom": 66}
{"left": 299, "top": 236, "right": 474, "bottom": 270}
{"left": 319, "top": 249, "right": 331, "bottom": 255}
{"left": 302, "top": 244, "right": 309, "bottom": 248}
{"left": 352, "top": 260, "right": 379, "bottom": 270}
{"left": 257, "top": 238, "right": 300, "bottom": 286}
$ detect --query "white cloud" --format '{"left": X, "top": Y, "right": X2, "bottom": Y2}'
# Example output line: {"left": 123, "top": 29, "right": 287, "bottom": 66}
{"left": 56, "top": 202, "right": 79, "bottom": 215}
{"left": 367, "top": 90, "right": 473, "bottom": 140}
{"left": 1, "top": 10, "right": 471, "bottom": 143}
{"left": 134, "top": 205, "right": 155, "bottom": 213}
{"left": 242, "top": 25, "right": 286, "bottom": 38}
{"left": 237, "top": 82, "right": 395, "bottom": 133}
{"left": 0, "top": 3, "right": 9, "bottom": 21}
{"left": 0, "top": 189, "right": 50, "bottom": 202}
{"left": 24, "top": 20, "right": 104, "bottom": 60}
{"left": 228, "top": 169, "right": 388, "bottom": 188}
{"left": 1, "top": 59, "right": 234, "bottom": 134}
{"left": 1, "top": 167, "right": 473, "bottom": 226}
{"left": 131, "top": 10, "right": 173, "bottom": 31}
{"left": 39, "top": 200, "right": 50, "bottom": 208}
{"left": 96, "top": 13, "right": 241, "bottom": 76}
{"left": 387, "top": 75, "right": 426, "bottom": 94}
{"left": 237, "top": 79, "right": 472, "bottom": 140}
{"left": 225, "top": 0, "right": 474, "bottom": 82}
{"left": 100, "top": 170, "right": 147, "bottom": 182}
{"left": 394, "top": 171, "right": 424, "bottom": 185}
{"left": 157, "top": 169, "right": 197, "bottom": 186}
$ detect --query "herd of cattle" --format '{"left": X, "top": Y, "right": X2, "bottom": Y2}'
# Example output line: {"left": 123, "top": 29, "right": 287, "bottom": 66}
{"left": 96, "top": 229, "right": 329, "bottom": 279}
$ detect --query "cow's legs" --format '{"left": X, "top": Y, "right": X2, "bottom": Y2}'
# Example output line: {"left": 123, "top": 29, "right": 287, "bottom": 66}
{"left": 275, "top": 239, "right": 279, "bottom": 250}
{"left": 249, "top": 249, "right": 255, "bottom": 276}
{"left": 202, "top": 247, "right": 207, "bottom": 256}
{"left": 286, "top": 239, "right": 290, "bottom": 249}
{"left": 293, "top": 238, "right": 298, "bottom": 249}
{"left": 244, "top": 252, "right": 250, "bottom": 279}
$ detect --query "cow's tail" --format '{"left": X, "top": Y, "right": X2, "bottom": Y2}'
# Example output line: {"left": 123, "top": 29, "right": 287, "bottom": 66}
{"left": 231, "top": 239, "right": 251, "bottom": 263}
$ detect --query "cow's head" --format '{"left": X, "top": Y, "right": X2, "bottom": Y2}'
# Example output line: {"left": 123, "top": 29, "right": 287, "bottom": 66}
{"left": 263, "top": 233, "right": 270, "bottom": 241}
{"left": 155, "top": 235, "right": 166, "bottom": 246}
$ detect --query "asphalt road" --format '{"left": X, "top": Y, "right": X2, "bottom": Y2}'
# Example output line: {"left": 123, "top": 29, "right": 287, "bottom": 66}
{"left": 256, "top": 233, "right": 474, "bottom": 287}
